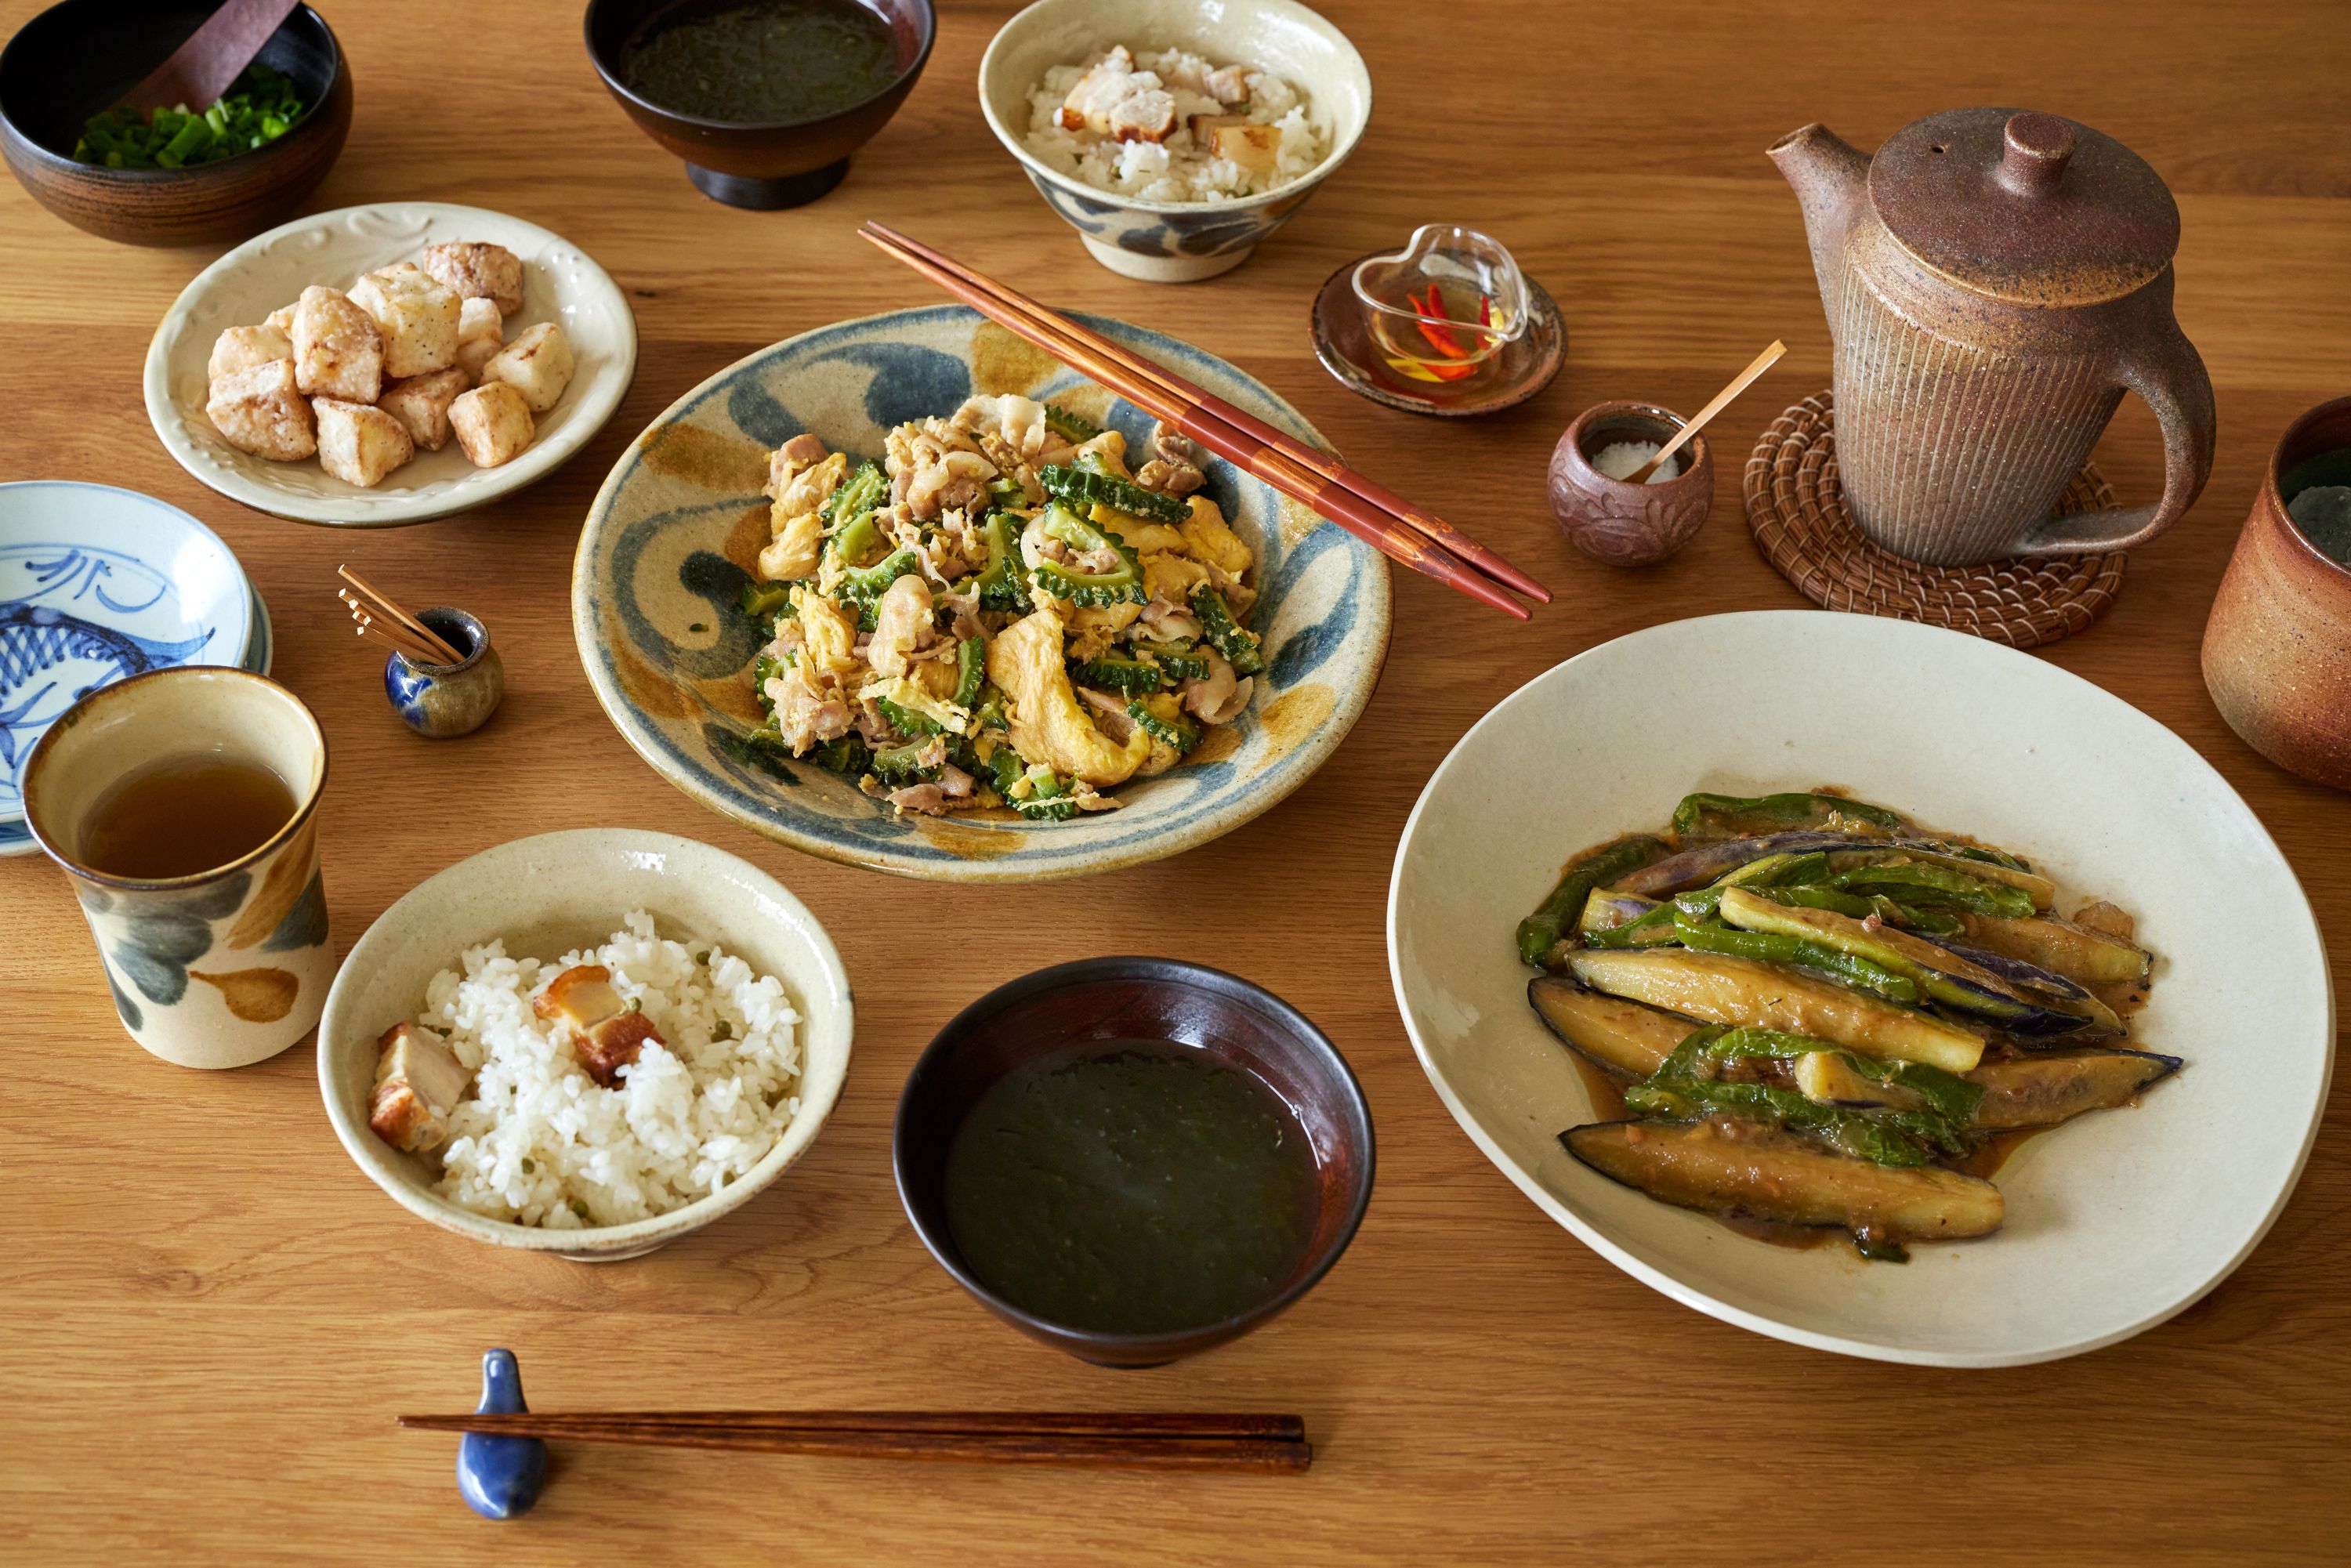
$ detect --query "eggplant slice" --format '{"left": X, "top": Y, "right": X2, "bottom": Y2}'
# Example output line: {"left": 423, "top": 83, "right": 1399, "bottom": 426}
{"left": 1527, "top": 976, "right": 1694, "bottom": 1079}
{"left": 1967, "top": 1048, "right": 2183, "bottom": 1131}
{"left": 1562, "top": 1120, "right": 2005, "bottom": 1241}
{"left": 1958, "top": 913, "right": 2151, "bottom": 985}
{"left": 1563, "top": 947, "right": 1987, "bottom": 1074}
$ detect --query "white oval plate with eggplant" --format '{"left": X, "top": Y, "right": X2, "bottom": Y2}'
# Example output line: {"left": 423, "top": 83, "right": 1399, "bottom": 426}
{"left": 1386, "top": 610, "right": 2333, "bottom": 1367}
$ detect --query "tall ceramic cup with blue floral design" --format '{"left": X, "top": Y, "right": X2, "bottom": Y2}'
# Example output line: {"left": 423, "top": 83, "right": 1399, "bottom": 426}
{"left": 24, "top": 668, "right": 333, "bottom": 1069}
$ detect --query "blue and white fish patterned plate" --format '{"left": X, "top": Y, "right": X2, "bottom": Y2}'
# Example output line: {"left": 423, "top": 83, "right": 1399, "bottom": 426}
{"left": 573, "top": 306, "right": 1392, "bottom": 882}
{"left": 0, "top": 482, "right": 258, "bottom": 856}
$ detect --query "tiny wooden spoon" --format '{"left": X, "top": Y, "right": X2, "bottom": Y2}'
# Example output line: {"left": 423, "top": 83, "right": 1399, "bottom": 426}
{"left": 121, "top": 0, "right": 301, "bottom": 114}
{"left": 1628, "top": 340, "right": 1788, "bottom": 484}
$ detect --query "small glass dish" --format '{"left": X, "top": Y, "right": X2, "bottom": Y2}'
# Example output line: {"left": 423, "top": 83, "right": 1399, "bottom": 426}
{"left": 1351, "top": 224, "right": 1531, "bottom": 382}
{"left": 1313, "top": 226, "right": 1564, "bottom": 418}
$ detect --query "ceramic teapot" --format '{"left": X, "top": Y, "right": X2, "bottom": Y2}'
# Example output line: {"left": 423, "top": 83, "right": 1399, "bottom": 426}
{"left": 1770, "top": 109, "right": 2215, "bottom": 566}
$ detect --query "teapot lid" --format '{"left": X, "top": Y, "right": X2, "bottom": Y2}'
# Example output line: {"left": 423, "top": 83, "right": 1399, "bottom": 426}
{"left": 1869, "top": 108, "right": 2180, "bottom": 306}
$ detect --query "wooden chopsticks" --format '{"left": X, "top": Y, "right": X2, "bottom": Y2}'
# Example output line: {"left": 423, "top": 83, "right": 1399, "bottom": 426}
{"left": 858, "top": 221, "right": 1548, "bottom": 620}
{"left": 397, "top": 1410, "right": 1312, "bottom": 1474}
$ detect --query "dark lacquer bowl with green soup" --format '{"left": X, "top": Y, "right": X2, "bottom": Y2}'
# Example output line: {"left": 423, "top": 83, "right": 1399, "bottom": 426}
{"left": 895, "top": 958, "right": 1374, "bottom": 1368}
{"left": 584, "top": 0, "right": 935, "bottom": 209}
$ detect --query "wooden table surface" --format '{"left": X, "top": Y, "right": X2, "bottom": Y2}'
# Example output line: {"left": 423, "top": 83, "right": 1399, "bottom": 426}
{"left": 4, "top": 1, "right": 2347, "bottom": 1562}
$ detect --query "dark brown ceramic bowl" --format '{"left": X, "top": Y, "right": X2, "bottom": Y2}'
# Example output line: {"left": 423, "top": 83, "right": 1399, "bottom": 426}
{"left": 0, "top": 0, "right": 351, "bottom": 248}
{"left": 584, "top": 0, "right": 935, "bottom": 210}
{"left": 894, "top": 958, "right": 1374, "bottom": 1368}
{"left": 1547, "top": 400, "right": 1715, "bottom": 567}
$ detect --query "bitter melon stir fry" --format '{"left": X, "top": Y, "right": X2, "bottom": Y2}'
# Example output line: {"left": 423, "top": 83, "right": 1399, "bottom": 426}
{"left": 1519, "top": 790, "right": 2175, "bottom": 1262}
{"left": 737, "top": 394, "right": 1262, "bottom": 820}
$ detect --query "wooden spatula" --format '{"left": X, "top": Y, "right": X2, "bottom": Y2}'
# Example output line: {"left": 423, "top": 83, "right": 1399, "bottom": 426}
{"left": 120, "top": 0, "right": 300, "bottom": 114}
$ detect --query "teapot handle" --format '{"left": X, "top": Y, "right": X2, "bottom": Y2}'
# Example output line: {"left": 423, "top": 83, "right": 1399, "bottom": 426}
{"left": 2010, "top": 320, "right": 2215, "bottom": 555}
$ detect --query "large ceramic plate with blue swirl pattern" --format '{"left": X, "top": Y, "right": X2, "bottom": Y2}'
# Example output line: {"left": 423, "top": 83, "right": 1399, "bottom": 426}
{"left": 574, "top": 306, "right": 1390, "bottom": 882}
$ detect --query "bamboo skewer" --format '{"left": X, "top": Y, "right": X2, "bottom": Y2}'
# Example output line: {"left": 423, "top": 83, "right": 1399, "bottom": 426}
{"left": 857, "top": 223, "right": 1545, "bottom": 620}
{"left": 397, "top": 1410, "right": 1312, "bottom": 1475}
{"left": 335, "top": 567, "right": 464, "bottom": 664}
{"left": 1626, "top": 339, "right": 1788, "bottom": 484}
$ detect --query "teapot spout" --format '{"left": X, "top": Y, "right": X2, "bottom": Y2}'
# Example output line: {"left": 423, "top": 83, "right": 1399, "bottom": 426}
{"left": 1768, "top": 124, "right": 1871, "bottom": 308}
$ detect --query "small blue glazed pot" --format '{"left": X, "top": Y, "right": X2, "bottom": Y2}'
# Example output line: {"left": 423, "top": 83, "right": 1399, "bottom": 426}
{"left": 385, "top": 607, "right": 503, "bottom": 739}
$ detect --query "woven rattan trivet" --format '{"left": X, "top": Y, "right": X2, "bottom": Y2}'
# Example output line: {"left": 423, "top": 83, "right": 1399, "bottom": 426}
{"left": 1744, "top": 392, "right": 2126, "bottom": 650}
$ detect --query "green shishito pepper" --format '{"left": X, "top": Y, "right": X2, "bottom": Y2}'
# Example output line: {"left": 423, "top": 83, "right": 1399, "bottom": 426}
{"left": 1826, "top": 861, "right": 2036, "bottom": 918}
{"left": 1190, "top": 586, "right": 1263, "bottom": 675}
{"left": 1669, "top": 791, "right": 1906, "bottom": 842}
{"left": 1029, "top": 506, "right": 1144, "bottom": 608}
{"left": 1038, "top": 462, "right": 1191, "bottom": 524}
{"left": 1712, "top": 850, "right": 1831, "bottom": 889}
{"left": 1669, "top": 911, "right": 1920, "bottom": 1005}
{"left": 1751, "top": 883, "right": 1964, "bottom": 936}
{"left": 74, "top": 64, "right": 307, "bottom": 170}
{"left": 1631, "top": 1026, "right": 1945, "bottom": 1166}
{"left": 1626, "top": 1080, "right": 1933, "bottom": 1167}
{"left": 1672, "top": 1027, "right": 1983, "bottom": 1134}
{"left": 1516, "top": 835, "right": 1672, "bottom": 968}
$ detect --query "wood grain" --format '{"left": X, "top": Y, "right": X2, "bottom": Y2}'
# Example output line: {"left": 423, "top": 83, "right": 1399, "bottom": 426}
{"left": 1, "top": 2, "right": 2346, "bottom": 1563}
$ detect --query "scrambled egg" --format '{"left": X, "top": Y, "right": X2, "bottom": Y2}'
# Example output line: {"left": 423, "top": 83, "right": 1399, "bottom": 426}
{"left": 989, "top": 602, "right": 1153, "bottom": 786}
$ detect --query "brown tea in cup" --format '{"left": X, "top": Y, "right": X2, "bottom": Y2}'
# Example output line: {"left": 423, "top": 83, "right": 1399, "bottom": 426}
{"left": 81, "top": 752, "right": 297, "bottom": 879}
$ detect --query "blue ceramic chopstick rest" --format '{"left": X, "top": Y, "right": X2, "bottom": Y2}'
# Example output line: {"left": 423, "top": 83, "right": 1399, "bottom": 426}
{"left": 457, "top": 1349, "right": 547, "bottom": 1519}
{"left": 384, "top": 606, "right": 504, "bottom": 739}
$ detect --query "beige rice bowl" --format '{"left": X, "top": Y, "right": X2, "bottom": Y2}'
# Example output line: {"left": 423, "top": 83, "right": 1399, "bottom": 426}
{"left": 418, "top": 914, "right": 802, "bottom": 1229}
{"left": 1022, "top": 45, "right": 1328, "bottom": 201}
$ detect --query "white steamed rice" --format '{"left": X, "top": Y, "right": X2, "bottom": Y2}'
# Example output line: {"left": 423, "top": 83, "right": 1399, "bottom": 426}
{"left": 417, "top": 912, "right": 802, "bottom": 1229}
{"left": 1022, "top": 45, "right": 1327, "bottom": 203}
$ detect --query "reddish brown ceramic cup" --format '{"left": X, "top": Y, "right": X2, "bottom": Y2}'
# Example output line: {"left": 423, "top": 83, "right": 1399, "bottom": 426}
{"left": 1548, "top": 401, "right": 1715, "bottom": 567}
{"left": 2202, "top": 397, "right": 2351, "bottom": 791}
{"left": 894, "top": 958, "right": 1374, "bottom": 1368}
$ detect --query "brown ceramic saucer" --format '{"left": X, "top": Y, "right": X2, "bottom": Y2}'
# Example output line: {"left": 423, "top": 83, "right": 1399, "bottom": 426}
{"left": 893, "top": 957, "right": 1375, "bottom": 1369}
{"left": 1310, "top": 254, "right": 1566, "bottom": 418}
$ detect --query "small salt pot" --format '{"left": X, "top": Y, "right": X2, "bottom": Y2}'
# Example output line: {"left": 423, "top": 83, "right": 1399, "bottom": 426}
{"left": 384, "top": 607, "right": 504, "bottom": 739}
{"left": 1549, "top": 400, "right": 1715, "bottom": 567}
{"left": 456, "top": 1349, "right": 547, "bottom": 1520}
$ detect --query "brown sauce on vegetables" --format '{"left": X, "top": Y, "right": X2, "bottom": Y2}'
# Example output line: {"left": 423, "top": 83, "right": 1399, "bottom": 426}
{"left": 1567, "top": 1055, "right": 1628, "bottom": 1122}
{"left": 1534, "top": 785, "right": 2170, "bottom": 1263}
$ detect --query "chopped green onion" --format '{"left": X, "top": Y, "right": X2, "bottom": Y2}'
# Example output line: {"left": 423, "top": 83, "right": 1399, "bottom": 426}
{"left": 71, "top": 64, "right": 309, "bottom": 171}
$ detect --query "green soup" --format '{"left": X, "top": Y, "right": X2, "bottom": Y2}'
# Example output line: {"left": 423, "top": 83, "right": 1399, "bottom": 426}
{"left": 620, "top": 0, "right": 900, "bottom": 124}
{"left": 942, "top": 1041, "right": 1320, "bottom": 1336}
